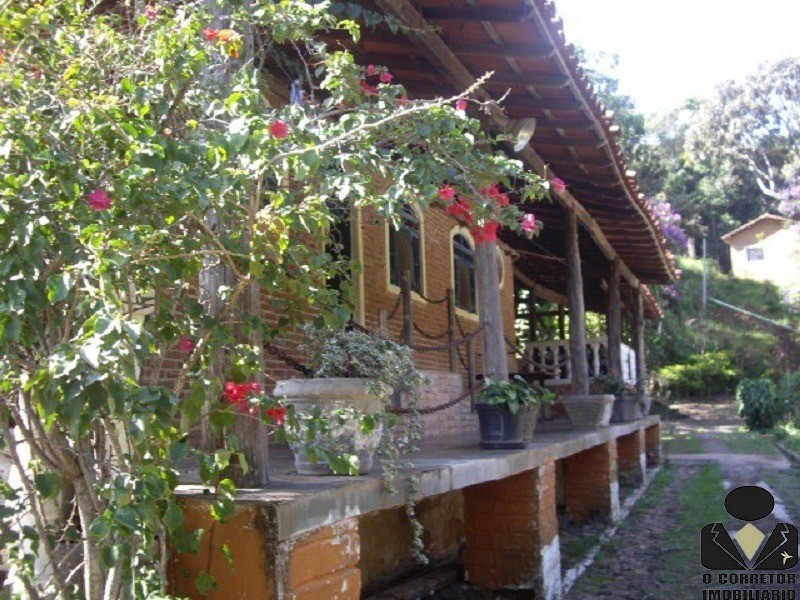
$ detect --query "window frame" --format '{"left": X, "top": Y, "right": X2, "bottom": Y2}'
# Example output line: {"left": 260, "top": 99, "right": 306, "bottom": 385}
{"left": 385, "top": 203, "right": 427, "bottom": 301}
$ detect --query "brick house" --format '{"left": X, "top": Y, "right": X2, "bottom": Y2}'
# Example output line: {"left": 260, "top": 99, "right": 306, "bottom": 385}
{"left": 169, "top": 1, "right": 675, "bottom": 599}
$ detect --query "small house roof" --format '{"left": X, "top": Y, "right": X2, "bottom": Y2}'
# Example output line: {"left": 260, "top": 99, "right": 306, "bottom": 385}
{"left": 721, "top": 214, "right": 793, "bottom": 244}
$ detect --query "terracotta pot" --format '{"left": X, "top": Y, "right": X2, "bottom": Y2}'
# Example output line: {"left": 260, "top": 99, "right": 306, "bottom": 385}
{"left": 561, "top": 394, "right": 614, "bottom": 429}
{"left": 274, "top": 378, "right": 387, "bottom": 475}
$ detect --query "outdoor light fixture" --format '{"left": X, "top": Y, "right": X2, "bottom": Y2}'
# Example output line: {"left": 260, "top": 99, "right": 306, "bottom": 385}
{"left": 508, "top": 117, "right": 537, "bottom": 152}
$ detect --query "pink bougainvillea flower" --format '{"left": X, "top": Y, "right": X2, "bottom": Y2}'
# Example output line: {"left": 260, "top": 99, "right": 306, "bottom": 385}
{"left": 481, "top": 183, "right": 510, "bottom": 207}
{"left": 445, "top": 197, "right": 472, "bottom": 223}
{"left": 177, "top": 335, "right": 195, "bottom": 355}
{"left": 87, "top": 189, "right": 113, "bottom": 211}
{"left": 223, "top": 381, "right": 262, "bottom": 415}
{"left": 550, "top": 177, "right": 566, "bottom": 193}
{"left": 266, "top": 406, "right": 287, "bottom": 425}
{"left": 144, "top": 4, "right": 157, "bottom": 19}
{"left": 521, "top": 213, "right": 537, "bottom": 232}
{"left": 270, "top": 119, "right": 289, "bottom": 139}
{"left": 379, "top": 72, "right": 393, "bottom": 84}
{"left": 366, "top": 64, "right": 376, "bottom": 76}
{"left": 398, "top": 95, "right": 409, "bottom": 108}
{"left": 437, "top": 184, "right": 456, "bottom": 201}
{"left": 455, "top": 98, "right": 468, "bottom": 112}
{"left": 203, "top": 28, "right": 220, "bottom": 41}
{"left": 471, "top": 221, "right": 499, "bottom": 244}
{"left": 360, "top": 80, "right": 378, "bottom": 95}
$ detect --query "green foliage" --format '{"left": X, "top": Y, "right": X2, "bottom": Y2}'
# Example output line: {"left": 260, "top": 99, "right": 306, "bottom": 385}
{"left": 779, "top": 369, "right": 800, "bottom": 425}
{"left": 478, "top": 375, "right": 556, "bottom": 415}
{"left": 656, "top": 351, "right": 740, "bottom": 398}
{"left": 649, "top": 257, "right": 795, "bottom": 378}
{"left": 737, "top": 378, "right": 785, "bottom": 431}
{"left": 0, "top": 0, "right": 549, "bottom": 596}
{"left": 301, "top": 325, "right": 423, "bottom": 396}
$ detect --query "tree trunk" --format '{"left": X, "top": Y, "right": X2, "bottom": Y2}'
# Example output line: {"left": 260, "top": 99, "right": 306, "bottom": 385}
{"left": 475, "top": 241, "right": 508, "bottom": 381}
{"left": 565, "top": 209, "right": 589, "bottom": 394}
{"left": 606, "top": 258, "right": 622, "bottom": 376}
{"left": 633, "top": 286, "right": 647, "bottom": 397}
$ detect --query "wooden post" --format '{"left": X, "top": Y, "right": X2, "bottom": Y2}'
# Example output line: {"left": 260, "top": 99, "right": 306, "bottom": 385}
{"left": 558, "top": 304, "right": 566, "bottom": 340}
{"left": 467, "top": 337, "right": 477, "bottom": 409}
{"left": 401, "top": 270, "right": 413, "bottom": 346}
{"left": 606, "top": 258, "right": 623, "bottom": 377}
{"left": 447, "top": 288, "right": 457, "bottom": 372}
{"left": 378, "top": 309, "right": 388, "bottom": 338}
{"left": 565, "top": 209, "right": 589, "bottom": 395}
{"left": 475, "top": 241, "right": 509, "bottom": 381}
{"left": 633, "top": 286, "right": 647, "bottom": 397}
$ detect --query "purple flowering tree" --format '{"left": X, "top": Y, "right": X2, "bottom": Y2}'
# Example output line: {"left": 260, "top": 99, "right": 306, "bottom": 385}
{"left": 647, "top": 196, "right": 689, "bottom": 253}
{"left": 778, "top": 176, "right": 800, "bottom": 220}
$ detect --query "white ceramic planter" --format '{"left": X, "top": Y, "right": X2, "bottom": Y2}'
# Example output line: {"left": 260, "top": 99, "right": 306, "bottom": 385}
{"left": 561, "top": 394, "right": 614, "bottom": 429}
{"left": 274, "top": 378, "right": 387, "bottom": 475}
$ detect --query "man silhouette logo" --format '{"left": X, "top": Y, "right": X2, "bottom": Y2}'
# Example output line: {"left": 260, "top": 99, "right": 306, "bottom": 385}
{"left": 701, "top": 485, "right": 798, "bottom": 570}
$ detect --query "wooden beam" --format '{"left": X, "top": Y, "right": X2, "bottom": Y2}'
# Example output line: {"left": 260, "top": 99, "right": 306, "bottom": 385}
{"left": 632, "top": 286, "right": 647, "bottom": 396}
{"left": 476, "top": 242, "right": 509, "bottom": 380}
{"left": 486, "top": 72, "right": 570, "bottom": 88}
{"left": 456, "top": 42, "right": 555, "bottom": 60}
{"left": 565, "top": 208, "right": 589, "bottom": 394}
{"left": 531, "top": 135, "right": 606, "bottom": 149}
{"left": 513, "top": 269, "right": 568, "bottom": 306}
{"left": 606, "top": 258, "right": 622, "bottom": 376}
{"left": 538, "top": 118, "right": 593, "bottom": 130}
{"left": 421, "top": 6, "right": 534, "bottom": 22}
{"left": 548, "top": 157, "right": 615, "bottom": 168}
{"left": 502, "top": 96, "right": 583, "bottom": 112}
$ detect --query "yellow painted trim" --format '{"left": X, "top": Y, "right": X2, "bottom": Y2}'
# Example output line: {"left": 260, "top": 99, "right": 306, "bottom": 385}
{"left": 352, "top": 205, "right": 366, "bottom": 325}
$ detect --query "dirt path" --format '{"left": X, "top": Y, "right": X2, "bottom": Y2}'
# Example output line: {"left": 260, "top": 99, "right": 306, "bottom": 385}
{"left": 568, "top": 400, "right": 800, "bottom": 599}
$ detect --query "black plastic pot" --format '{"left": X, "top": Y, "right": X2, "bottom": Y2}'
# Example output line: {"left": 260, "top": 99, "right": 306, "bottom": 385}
{"left": 476, "top": 404, "right": 524, "bottom": 449}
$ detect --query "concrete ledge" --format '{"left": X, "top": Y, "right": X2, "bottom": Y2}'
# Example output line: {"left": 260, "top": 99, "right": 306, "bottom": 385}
{"left": 177, "top": 416, "right": 660, "bottom": 542}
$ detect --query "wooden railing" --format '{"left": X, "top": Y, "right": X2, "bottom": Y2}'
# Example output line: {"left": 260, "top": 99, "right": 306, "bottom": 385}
{"left": 522, "top": 337, "right": 636, "bottom": 385}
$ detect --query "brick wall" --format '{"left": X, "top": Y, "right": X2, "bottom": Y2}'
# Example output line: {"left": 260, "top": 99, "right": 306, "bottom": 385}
{"left": 561, "top": 441, "right": 620, "bottom": 524}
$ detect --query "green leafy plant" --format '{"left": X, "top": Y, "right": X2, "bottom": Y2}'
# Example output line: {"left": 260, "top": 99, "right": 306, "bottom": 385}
{"left": 737, "top": 378, "right": 785, "bottom": 431}
{"left": 591, "top": 370, "right": 630, "bottom": 398}
{"left": 478, "top": 375, "right": 556, "bottom": 414}
{"left": 779, "top": 369, "right": 800, "bottom": 426}
{"left": 655, "top": 351, "right": 740, "bottom": 398}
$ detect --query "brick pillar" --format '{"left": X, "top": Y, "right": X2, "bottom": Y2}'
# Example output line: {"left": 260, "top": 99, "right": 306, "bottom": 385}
{"left": 463, "top": 463, "right": 562, "bottom": 600}
{"left": 169, "top": 501, "right": 361, "bottom": 600}
{"left": 645, "top": 423, "right": 662, "bottom": 467}
{"left": 276, "top": 518, "right": 361, "bottom": 600}
{"left": 617, "top": 429, "right": 646, "bottom": 486}
{"left": 563, "top": 441, "right": 620, "bottom": 523}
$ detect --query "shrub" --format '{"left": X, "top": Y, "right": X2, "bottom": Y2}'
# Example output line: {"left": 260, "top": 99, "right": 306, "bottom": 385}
{"left": 778, "top": 369, "right": 800, "bottom": 426}
{"left": 479, "top": 375, "right": 556, "bottom": 413}
{"left": 737, "top": 378, "right": 785, "bottom": 431}
{"left": 656, "top": 351, "right": 740, "bottom": 398}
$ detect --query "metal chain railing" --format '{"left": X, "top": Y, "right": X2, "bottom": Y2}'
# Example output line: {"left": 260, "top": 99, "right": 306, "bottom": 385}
{"left": 388, "top": 382, "right": 484, "bottom": 415}
{"left": 264, "top": 341, "right": 314, "bottom": 377}
{"left": 412, "top": 320, "right": 449, "bottom": 340}
{"left": 415, "top": 290, "right": 448, "bottom": 305}
{"left": 408, "top": 324, "right": 484, "bottom": 353}
{"left": 386, "top": 293, "right": 402, "bottom": 321}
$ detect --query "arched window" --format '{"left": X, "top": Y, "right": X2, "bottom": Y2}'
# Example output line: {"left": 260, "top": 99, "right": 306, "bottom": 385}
{"left": 389, "top": 204, "right": 423, "bottom": 293}
{"left": 453, "top": 233, "right": 476, "bottom": 312}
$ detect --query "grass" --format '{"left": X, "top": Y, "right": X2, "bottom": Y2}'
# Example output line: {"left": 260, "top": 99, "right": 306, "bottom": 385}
{"left": 723, "top": 428, "right": 779, "bottom": 457}
{"left": 773, "top": 422, "right": 800, "bottom": 453}
{"left": 662, "top": 427, "right": 704, "bottom": 454}
{"left": 567, "top": 464, "right": 727, "bottom": 598}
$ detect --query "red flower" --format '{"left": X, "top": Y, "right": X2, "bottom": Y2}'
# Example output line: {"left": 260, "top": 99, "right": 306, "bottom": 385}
{"left": 456, "top": 98, "right": 468, "bottom": 112}
{"left": 480, "top": 183, "right": 510, "bottom": 207}
{"left": 521, "top": 213, "right": 537, "bottom": 232}
{"left": 223, "top": 381, "right": 262, "bottom": 415}
{"left": 270, "top": 119, "right": 289, "bottom": 139}
{"left": 471, "top": 221, "right": 499, "bottom": 244}
{"left": 87, "top": 188, "right": 113, "bottom": 211}
{"left": 144, "top": 4, "right": 157, "bottom": 19}
{"left": 445, "top": 197, "right": 472, "bottom": 223}
{"left": 360, "top": 80, "right": 378, "bottom": 95}
{"left": 266, "top": 406, "right": 287, "bottom": 425}
{"left": 437, "top": 184, "right": 456, "bottom": 201}
{"left": 550, "top": 178, "right": 566, "bottom": 193}
{"left": 177, "top": 335, "right": 195, "bottom": 354}
{"left": 398, "top": 95, "right": 409, "bottom": 108}
{"left": 379, "top": 72, "right": 393, "bottom": 84}
{"left": 203, "top": 28, "right": 220, "bottom": 41}
{"left": 366, "top": 64, "right": 376, "bottom": 76}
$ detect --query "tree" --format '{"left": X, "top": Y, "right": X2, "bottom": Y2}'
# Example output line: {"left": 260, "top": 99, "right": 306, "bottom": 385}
{"left": 0, "top": 1, "right": 549, "bottom": 597}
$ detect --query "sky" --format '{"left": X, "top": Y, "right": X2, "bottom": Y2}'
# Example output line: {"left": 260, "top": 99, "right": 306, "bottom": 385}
{"left": 554, "top": 0, "right": 800, "bottom": 115}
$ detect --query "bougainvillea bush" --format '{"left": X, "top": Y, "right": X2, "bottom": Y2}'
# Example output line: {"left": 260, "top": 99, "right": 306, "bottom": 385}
{"left": 0, "top": 0, "right": 549, "bottom": 597}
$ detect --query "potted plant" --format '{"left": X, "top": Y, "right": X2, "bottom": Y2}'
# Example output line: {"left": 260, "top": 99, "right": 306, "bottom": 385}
{"left": 476, "top": 375, "right": 557, "bottom": 449}
{"left": 563, "top": 371, "right": 616, "bottom": 429}
{"left": 275, "top": 325, "right": 423, "bottom": 475}
{"left": 593, "top": 371, "right": 649, "bottom": 422}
